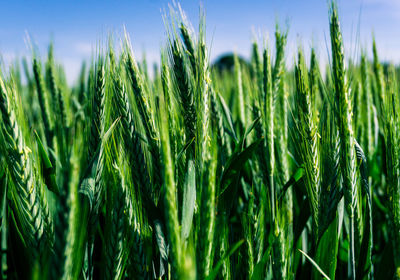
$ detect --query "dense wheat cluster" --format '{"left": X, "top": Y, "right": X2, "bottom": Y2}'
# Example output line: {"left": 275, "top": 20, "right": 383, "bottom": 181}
{"left": 0, "top": 2, "right": 399, "bottom": 279}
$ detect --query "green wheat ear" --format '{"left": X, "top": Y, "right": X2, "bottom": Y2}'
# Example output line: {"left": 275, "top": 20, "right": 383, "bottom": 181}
{"left": 263, "top": 46, "right": 275, "bottom": 208}
{"left": 123, "top": 39, "right": 163, "bottom": 196}
{"left": 111, "top": 52, "right": 150, "bottom": 200}
{"left": 360, "top": 53, "right": 373, "bottom": 160}
{"left": 87, "top": 58, "right": 105, "bottom": 164}
{"left": 33, "top": 58, "right": 53, "bottom": 152}
{"left": 0, "top": 75, "right": 52, "bottom": 257}
{"left": 103, "top": 161, "right": 128, "bottom": 280}
{"left": 294, "top": 48, "right": 320, "bottom": 239}
{"left": 169, "top": 38, "right": 196, "bottom": 160}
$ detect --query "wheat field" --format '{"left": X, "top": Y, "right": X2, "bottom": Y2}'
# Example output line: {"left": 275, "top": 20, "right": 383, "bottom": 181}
{"left": 0, "top": 2, "right": 398, "bottom": 279}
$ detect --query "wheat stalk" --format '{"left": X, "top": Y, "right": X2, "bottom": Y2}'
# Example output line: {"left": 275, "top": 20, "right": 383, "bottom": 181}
{"left": 159, "top": 90, "right": 182, "bottom": 279}
{"left": 330, "top": 4, "right": 358, "bottom": 279}
{"left": 197, "top": 142, "right": 217, "bottom": 279}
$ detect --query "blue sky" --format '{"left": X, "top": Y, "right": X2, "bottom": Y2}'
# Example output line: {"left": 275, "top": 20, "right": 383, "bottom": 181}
{"left": 0, "top": 0, "right": 399, "bottom": 83}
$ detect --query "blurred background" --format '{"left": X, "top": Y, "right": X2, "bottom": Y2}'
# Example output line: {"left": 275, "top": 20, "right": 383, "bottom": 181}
{"left": 0, "top": 0, "right": 398, "bottom": 84}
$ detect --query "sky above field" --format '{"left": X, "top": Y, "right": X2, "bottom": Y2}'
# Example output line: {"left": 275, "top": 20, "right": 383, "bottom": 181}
{"left": 0, "top": 0, "right": 399, "bottom": 83}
